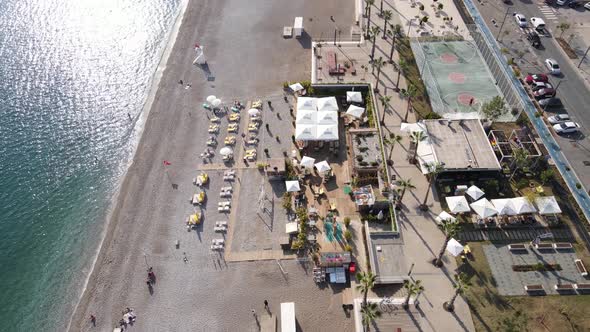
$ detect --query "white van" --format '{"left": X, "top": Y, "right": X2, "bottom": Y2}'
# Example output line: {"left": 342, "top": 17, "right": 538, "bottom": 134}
{"left": 530, "top": 17, "right": 545, "bottom": 31}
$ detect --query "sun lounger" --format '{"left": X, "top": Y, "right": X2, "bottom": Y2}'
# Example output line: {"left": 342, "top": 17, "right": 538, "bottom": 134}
{"left": 228, "top": 123, "right": 239, "bottom": 133}
{"left": 208, "top": 124, "right": 219, "bottom": 133}
{"left": 210, "top": 244, "right": 224, "bottom": 251}
{"left": 224, "top": 136, "right": 236, "bottom": 145}
{"left": 508, "top": 244, "right": 527, "bottom": 251}
{"left": 574, "top": 283, "right": 590, "bottom": 292}
{"left": 214, "top": 226, "right": 227, "bottom": 233}
{"left": 534, "top": 243, "right": 554, "bottom": 250}
{"left": 229, "top": 114, "right": 240, "bottom": 122}
{"left": 206, "top": 138, "right": 217, "bottom": 146}
{"left": 216, "top": 221, "right": 228, "bottom": 227}
{"left": 212, "top": 239, "right": 225, "bottom": 245}
{"left": 524, "top": 284, "right": 544, "bottom": 293}
{"left": 575, "top": 259, "right": 588, "bottom": 277}
{"left": 553, "top": 242, "right": 573, "bottom": 250}
{"left": 246, "top": 139, "right": 259, "bottom": 146}
{"left": 210, "top": 117, "right": 220, "bottom": 123}
{"left": 554, "top": 284, "right": 576, "bottom": 292}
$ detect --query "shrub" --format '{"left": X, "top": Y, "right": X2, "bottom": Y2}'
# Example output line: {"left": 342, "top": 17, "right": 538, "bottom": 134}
{"left": 344, "top": 217, "right": 351, "bottom": 227}
{"left": 513, "top": 67, "right": 521, "bottom": 77}
{"left": 256, "top": 162, "right": 268, "bottom": 169}
{"left": 515, "top": 179, "right": 529, "bottom": 190}
{"left": 344, "top": 230, "right": 352, "bottom": 241}
{"left": 576, "top": 182, "right": 582, "bottom": 190}
{"left": 344, "top": 244, "right": 353, "bottom": 252}
{"left": 540, "top": 169, "right": 554, "bottom": 184}
{"left": 356, "top": 155, "right": 364, "bottom": 162}
{"left": 438, "top": 3, "right": 443, "bottom": 10}
{"left": 424, "top": 112, "right": 442, "bottom": 119}
{"left": 282, "top": 192, "right": 292, "bottom": 211}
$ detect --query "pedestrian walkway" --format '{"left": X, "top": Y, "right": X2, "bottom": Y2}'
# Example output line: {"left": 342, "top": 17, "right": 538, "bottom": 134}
{"left": 538, "top": 5, "right": 558, "bottom": 21}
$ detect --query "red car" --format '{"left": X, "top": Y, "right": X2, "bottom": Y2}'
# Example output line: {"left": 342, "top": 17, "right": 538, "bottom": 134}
{"left": 534, "top": 88, "right": 555, "bottom": 99}
{"left": 525, "top": 73, "right": 549, "bottom": 84}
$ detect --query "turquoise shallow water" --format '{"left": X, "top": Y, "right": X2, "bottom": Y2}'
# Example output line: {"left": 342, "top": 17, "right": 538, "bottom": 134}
{"left": 0, "top": 0, "right": 180, "bottom": 330}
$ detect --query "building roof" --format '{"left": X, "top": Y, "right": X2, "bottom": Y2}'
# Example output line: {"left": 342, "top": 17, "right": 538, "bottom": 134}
{"left": 420, "top": 119, "right": 501, "bottom": 171}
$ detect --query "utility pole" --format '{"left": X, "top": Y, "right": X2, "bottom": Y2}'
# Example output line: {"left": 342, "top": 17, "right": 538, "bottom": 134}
{"left": 578, "top": 45, "right": 590, "bottom": 68}
{"left": 496, "top": 7, "right": 511, "bottom": 42}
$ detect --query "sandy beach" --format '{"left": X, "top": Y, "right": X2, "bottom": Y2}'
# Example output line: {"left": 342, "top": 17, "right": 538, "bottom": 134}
{"left": 68, "top": 0, "right": 357, "bottom": 331}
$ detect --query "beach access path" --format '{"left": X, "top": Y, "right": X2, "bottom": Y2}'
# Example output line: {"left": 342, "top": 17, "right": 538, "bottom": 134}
{"left": 68, "top": 0, "right": 357, "bottom": 331}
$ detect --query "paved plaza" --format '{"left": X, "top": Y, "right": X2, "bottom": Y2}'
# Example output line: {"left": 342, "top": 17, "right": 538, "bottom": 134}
{"left": 483, "top": 244, "right": 587, "bottom": 295}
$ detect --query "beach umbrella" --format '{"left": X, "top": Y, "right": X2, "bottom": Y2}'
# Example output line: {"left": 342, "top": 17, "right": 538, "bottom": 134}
{"left": 212, "top": 98, "right": 222, "bottom": 107}
{"left": 466, "top": 185, "right": 484, "bottom": 200}
{"left": 219, "top": 147, "right": 233, "bottom": 156}
{"left": 346, "top": 91, "right": 363, "bottom": 103}
{"left": 400, "top": 122, "right": 427, "bottom": 135}
{"left": 491, "top": 198, "right": 517, "bottom": 216}
{"left": 435, "top": 211, "right": 456, "bottom": 224}
{"left": 446, "top": 238, "right": 464, "bottom": 257}
{"left": 248, "top": 108, "right": 260, "bottom": 116}
{"left": 285, "top": 180, "right": 301, "bottom": 192}
{"left": 206, "top": 95, "right": 216, "bottom": 103}
{"left": 346, "top": 105, "right": 365, "bottom": 118}
{"left": 470, "top": 198, "right": 498, "bottom": 218}
{"left": 511, "top": 197, "right": 537, "bottom": 214}
{"left": 445, "top": 196, "right": 470, "bottom": 214}
{"left": 289, "top": 83, "right": 304, "bottom": 92}
{"left": 300, "top": 156, "right": 315, "bottom": 168}
{"left": 535, "top": 196, "right": 562, "bottom": 215}
{"left": 314, "top": 160, "right": 331, "bottom": 173}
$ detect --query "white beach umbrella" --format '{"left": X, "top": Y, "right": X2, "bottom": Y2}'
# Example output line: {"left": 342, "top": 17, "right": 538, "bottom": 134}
{"left": 445, "top": 195, "right": 470, "bottom": 214}
{"left": 206, "top": 95, "right": 216, "bottom": 103}
{"left": 285, "top": 180, "right": 301, "bottom": 192}
{"left": 248, "top": 108, "right": 260, "bottom": 116}
{"left": 314, "top": 160, "right": 331, "bottom": 173}
{"left": 446, "top": 238, "right": 465, "bottom": 257}
{"left": 535, "top": 196, "right": 562, "bottom": 215}
{"left": 435, "top": 211, "right": 456, "bottom": 224}
{"left": 317, "top": 97, "right": 339, "bottom": 112}
{"left": 212, "top": 98, "right": 222, "bottom": 107}
{"left": 346, "top": 91, "right": 363, "bottom": 103}
{"left": 466, "top": 185, "right": 485, "bottom": 200}
{"left": 511, "top": 197, "right": 537, "bottom": 214}
{"left": 289, "top": 83, "right": 304, "bottom": 92}
{"left": 295, "top": 124, "right": 317, "bottom": 141}
{"left": 219, "top": 147, "right": 233, "bottom": 156}
{"left": 300, "top": 156, "right": 315, "bottom": 168}
{"left": 491, "top": 198, "right": 517, "bottom": 216}
{"left": 400, "top": 122, "right": 427, "bottom": 135}
{"left": 470, "top": 198, "right": 498, "bottom": 218}
{"left": 346, "top": 105, "right": 365, "bottom": 118}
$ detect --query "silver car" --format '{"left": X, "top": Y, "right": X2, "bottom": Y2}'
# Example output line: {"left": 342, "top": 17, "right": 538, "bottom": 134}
{"left": 553, "top": 121, "right": 580, "bottom": 134}
{"left": 547, "top": 114, "right": 570, "bottom": 124}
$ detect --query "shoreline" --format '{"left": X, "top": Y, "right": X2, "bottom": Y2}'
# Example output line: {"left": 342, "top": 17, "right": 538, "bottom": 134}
{"left": 65, "top": 1, "right": 189, "bottom": 330}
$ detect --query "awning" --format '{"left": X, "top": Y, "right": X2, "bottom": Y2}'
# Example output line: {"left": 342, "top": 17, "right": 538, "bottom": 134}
{"left": 446, "top": 238, "right": 464, "bottom": 257}
{"left": 446, "top": 196, "right": 471, "bottom": 213}
{"left": 346, "top": 91, "right": 363, "bottom": 103}
{"left": 471, "top": 198, "right": 498, "bottom": 218}
{"left": 346, "top": 105, "right": 365, "bottom": 118}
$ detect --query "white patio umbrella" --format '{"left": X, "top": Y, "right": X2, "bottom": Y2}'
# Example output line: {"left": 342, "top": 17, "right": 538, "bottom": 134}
{"left": 446, "top": 238, "right": 465, "bottom": 257}
{"left": 346, "top": 105, "right": 365, "bottom": 118}
{"left": 285, "top": 180, "right": 301, "bottom": 192}
{"left": 316, "top": 111, "right": 338, "bottom": 125}
{"left": 316, "top": 124, "right": 339, "bottom": 141}
{"left": 219, "top": 147, "right": 233, "bottom": 156}
{"left": 346, "top": 91, "right": 363, "bottom": 103}
{"left": 465, "top": 185, "right": 485, "bottom": 200}
{"left": 446, "top": 196, "right": 470, "bottom": 213}
{"left": 289, "top": 83, "right": 304, "bottom": 92}
{"left": 295, "top": 124, "right": 317, "bottom": 140}
{"left": 535, "top": 196, "right": 562, "bottom": 215}
{"left": 317, "top": 96, "right": 339, "bottom": 112}
{"left": 212, "top": 98, "right": 222, "bottom": 107}
{"left": 470, "top": 198, "right": 498, "bottom": 218}
{"left": 435, "top": 211, "right": 456, "bottom": 224}
{"left": 296, "top": 97, "right": 317, "bottom": 111}
{"left": 206, "top": 95, "right": 216, "bottom": 103}
{"left": 400, "top": 122, "right": 427, "bottom": 135}
{"left": 511, "top": 197, "right": 537, "bottom": 214}
{"left": 300, "top": 156, "right": 315, "bottom": 168}
{"left": 248, "top": 108, "right": 260, "bottom": 116}
{"left": 295, "top": 109, "right": 317, "bottom": 124}
{"left": 491, "top": 198, "right": 517, "bottom": 216}
{"left": 314, "top": 160, "right": 331, "bottom": 173}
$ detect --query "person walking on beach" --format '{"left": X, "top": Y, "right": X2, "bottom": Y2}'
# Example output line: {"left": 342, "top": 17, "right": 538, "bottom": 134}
{"left": 264, "top": 300, "right": 269, "bottom": 309}
{"left": 251, "top": 309, "right": 257, "bottom": 317}
{"left": 89, "top": 314, "right": 96, "bottom": 327}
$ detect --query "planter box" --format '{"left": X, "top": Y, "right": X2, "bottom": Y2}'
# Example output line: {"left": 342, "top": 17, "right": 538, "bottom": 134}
{"left": 513, "top": 264, "right": 562, "bottom": 272}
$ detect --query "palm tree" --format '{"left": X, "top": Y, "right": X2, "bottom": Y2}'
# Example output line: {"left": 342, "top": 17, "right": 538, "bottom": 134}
{"left": 403, "top": 84, "right": 418, "bottom": 122}
{"left": 396, "top": 178, "right": 415, "bottom": 206}
{"left": 385, "top": 133, "right": 402, "bottom": 160}
{"left": 379, "top": 95, "right": 391, "bottom": 125}
{"left": 395, "top": 58, "right": 408, "bottom": 89}
{"left": 369, "top": 26, "right": 382, "bottom": 61}
{"left": 444, "top": 272, "right": 471, "bottom": 312}
{"left": 435, "top": 220, "right": 461, "bottom": 267}
{"left": 356, "top": 271, "right": 377, "bottom": 307}
{"left": 409, "top": 131, "right": 426, "bottom": 163}
{"left": 372, "top": 57, "right": 386, "bottom": 92}
{"left": 388, "top": 24, "right": 402, "bottom": 63}
{"left": 421, "top": 161, "right": 444, "bottom": 210}
{"left": 361, "top": 302, "right": 381, "bottom": 332}
{"left": 365, "top": 0, "right": 375, "bottom": 34}
{"left": 382, "top": 10, "right": 393, "bottom": 38}
{"left": 402, "top": 279, "right": 424, "bottom": 309}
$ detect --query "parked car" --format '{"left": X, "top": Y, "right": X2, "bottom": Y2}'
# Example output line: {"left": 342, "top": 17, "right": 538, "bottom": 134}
{"left": 514, "top": 13, "right": 527, "bottom": 27}
{"left": 556, "top": 0, "right": 569, "bottom": 5}
{"left": 534, "top": 88, "right": 556, "bottom": 99}
{"left": 548, "top": 114, "right": 571, "bottom": 124}
{"left": 553, "top": 122, "right": 580, "bottom": 134}
{"left": 538, "top": 97, "right": 563, "bottom": 108}
{"left": 526, "top": 31, "right": 541, "bottom": 47}
{"left": 545, "top": 58, "right": 561, "bottom": 75}
{"left": 585, "top": 1, "right": 590, "bottom": 9}
{"left": 568, "top": 1, "right": 582, "bottom": 7}
{"left": 525, "top": 73, "right": 549, "bottom": 84}
{"left": 532, "top": 82, "right": 553, "bottom": 91}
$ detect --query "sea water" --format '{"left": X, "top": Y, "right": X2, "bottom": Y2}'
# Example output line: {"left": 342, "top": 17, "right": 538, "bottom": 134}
{"left": 0, "top": 0, "right": 180, "bottom": 330}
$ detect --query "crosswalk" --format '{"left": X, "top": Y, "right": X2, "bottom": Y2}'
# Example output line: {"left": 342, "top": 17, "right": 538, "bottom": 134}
{"left": 538, "top": 5, "right": 559, "bottom": 21}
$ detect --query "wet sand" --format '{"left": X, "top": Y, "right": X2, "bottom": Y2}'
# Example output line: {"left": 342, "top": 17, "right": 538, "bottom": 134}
{"left": 68, "top": 0, "right": 356, "bottom": 331}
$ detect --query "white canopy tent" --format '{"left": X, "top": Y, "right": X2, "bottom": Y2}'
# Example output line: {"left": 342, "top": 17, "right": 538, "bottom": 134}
{"left": 510, "top": 197, "right": 537, "bottom": 214}
{"left": 317, "top": 97, "right": 339, "bottom": 112}
{"left": 446, "top": 238, "right": 465, "bottom": 257}
{"left": 289, "top": 83, "right": 304, "bottom": 93}
{"left": 535, "top": 196, "right": 562, "bottom": 215}
{"left": 316, "top": 125, "right": 339, "bottom": 140}
{"left": 314, "top": 160, "right": 331, "bottom": 173}
{"left": 285, "top": 180, "right": 301, "bottom": 192}
{"left": 219, "top": 147, "right": 233, "bottom": 156}
{"left": 346, "top": 91, "right": 363, "bottom": 103}
{"left": 435, "top": 211, "right": 457, "bottom": 224}
{"left": 400, "top": 122, "right": 427, "bottom": 135}
{"left": 491, "top": 198, "right": 517, "bottom": 216}
{"left": 296, "top": 109, "right": 317, "bottom": 124}
{"left": 295, "top": 125, "right": 317, "bottom": 140}
{"left": 300, "top": 156, "right": 315, "bottom": 168}
{"left": 346, "top": 105, "right": 365, "bottom": 118}
{"left": 297, "top": 97, "right": 317, "bottom": 112}
{"left": 466, "top": 185, "right": 485, "bottom": 200}
{"left": 446, "top": 196, "right": 471, "bottom": 213}
{"left": 471, "top": 198, "right": 498, "bottom": 218}
{"left": 316, "top": 111, "right": 338, "bottom": 125}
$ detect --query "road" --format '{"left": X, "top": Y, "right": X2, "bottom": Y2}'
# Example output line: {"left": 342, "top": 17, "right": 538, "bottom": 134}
{"left": 475, "top": 0, "right": 590, "bottom": 187}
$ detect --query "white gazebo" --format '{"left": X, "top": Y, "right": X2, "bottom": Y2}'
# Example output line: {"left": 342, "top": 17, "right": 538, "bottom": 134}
{"left": 491, "top": 198, "right": 517, "bottom": 216}
{"left": 295, "top": 125, "right": 317, "bottom": 140}
{"left": 314, "top": 160, "right": 331, "bottom": 173}
{"left": 297, "top": 97, "right": 317, "bottom": 112}
{"left": 471, "top": 198, "right": 498, "bottom": 218}
{"left": 317, "top": 96, "right": 339, "bottom": 112}
{"left": 435, "top": 211, "right": 457, "bottom": 224}
{"left": 446, "top": 196, "right": 471, "bottom": 213}
{"left": 346, "top": 91, "right": 363, "bottom": 103}
{"left": 300, "top": 156, "right": 315, "bottom": 169}
{"left": 346, "top": 105, "right": 365, "bottom": 118}
{"left": 446, "top": 238, "right": 465, "bottom": 257}
{"left": 510, "top": 197, "right": 537, "bottom": 214}
{"left": 285, "top": 180, "right": 301, "bottom": 192}
{"left": 535, "top": 196, "right": 562, "bottom": 215}
{"left": 466, "top": 185, "right": 485, "bottom": 200}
